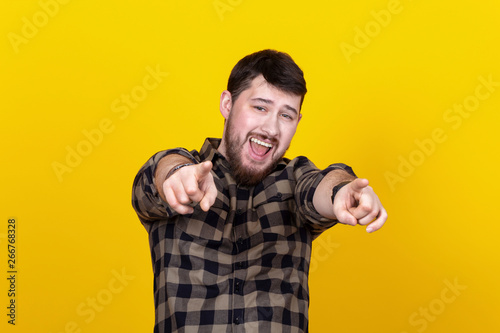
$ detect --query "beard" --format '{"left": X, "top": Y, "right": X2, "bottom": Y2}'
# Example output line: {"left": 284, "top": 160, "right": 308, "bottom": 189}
{"left": 223, "top": 118, "right": 283, "bottom": 187}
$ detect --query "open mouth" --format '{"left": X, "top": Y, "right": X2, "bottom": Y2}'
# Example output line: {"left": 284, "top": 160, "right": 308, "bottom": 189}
{"left": 249, "top": 137, "right": 273, "bottom": 158}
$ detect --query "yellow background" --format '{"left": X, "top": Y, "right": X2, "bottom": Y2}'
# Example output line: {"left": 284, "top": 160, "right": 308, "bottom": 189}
{"left": 1, "top": 0, "right": 499, "bottom": 332}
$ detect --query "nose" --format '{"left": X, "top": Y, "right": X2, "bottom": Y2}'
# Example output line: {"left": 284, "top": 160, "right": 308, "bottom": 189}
{"left": 260, "top": 114, "right": 279, "bottom": 138}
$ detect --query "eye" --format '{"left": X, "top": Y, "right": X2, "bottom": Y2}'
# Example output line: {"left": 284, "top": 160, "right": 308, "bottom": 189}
{"left": 254, "top": 106, "right": 266, "bottom": 112}
{"left": 281, "top": 113, "right": 293, "bottom": 120}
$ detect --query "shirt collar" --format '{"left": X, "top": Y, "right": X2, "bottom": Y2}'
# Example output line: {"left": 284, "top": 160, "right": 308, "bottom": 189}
{"left": 199, "top": 138, "right": 227, "bottom": 165}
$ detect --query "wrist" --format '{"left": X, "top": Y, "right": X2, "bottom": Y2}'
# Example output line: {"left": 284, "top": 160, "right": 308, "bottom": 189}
{"left": 166, "top": 163, "right": 195, "bottom": 179}
{"left": 331, "top": 181, "right": 352, "bottom": 204}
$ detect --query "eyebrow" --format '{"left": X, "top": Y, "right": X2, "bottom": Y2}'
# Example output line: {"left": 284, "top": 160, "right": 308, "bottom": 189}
{"left": 251, "top": 98, "right": 298, "bottom": 115}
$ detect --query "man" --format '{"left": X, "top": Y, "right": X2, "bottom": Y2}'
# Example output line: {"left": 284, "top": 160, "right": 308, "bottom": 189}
{"left": 132, "top": 49, "right": 387, "bottom": 332}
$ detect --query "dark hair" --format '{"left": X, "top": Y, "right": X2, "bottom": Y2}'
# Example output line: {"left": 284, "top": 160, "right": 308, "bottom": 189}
{"left": 227, "top": 49, "right": 307, "bottom": 108}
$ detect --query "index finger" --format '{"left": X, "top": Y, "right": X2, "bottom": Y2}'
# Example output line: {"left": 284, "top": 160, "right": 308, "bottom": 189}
{"left": 349, "top": 178, "right": 369, "bottom": 193}
{"left": 194, "top": 161, "right": 213, "bottom": 179}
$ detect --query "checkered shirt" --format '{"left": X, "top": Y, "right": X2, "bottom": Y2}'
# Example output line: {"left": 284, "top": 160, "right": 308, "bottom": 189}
{"left": 132, "top": 138, "right": 355, "bottom": 332}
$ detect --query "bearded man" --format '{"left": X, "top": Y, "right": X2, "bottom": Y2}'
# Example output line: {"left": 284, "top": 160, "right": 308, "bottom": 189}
{"left": 132, "top": 49, "right": 387, "bottom": 333}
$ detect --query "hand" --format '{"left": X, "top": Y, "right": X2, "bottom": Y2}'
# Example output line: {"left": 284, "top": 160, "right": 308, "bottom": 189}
{"left": 332, "top": 178, "right": 388, "bottom": 233}
{"left": 162, "top": 161, "right": 217, "bottom": 215}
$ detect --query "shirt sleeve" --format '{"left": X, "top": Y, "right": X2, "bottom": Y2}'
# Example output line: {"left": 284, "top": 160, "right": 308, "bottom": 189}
{"left": 293, "top": 157, "right": 357, "bottom": 239}
{"left": 131, "top": 148, "right": 198, "bottom": 227}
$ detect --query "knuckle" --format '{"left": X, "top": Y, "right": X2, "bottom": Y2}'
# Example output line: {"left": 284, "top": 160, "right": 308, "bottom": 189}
{"left": 178, "top": 196, "right": 191, "bottom": 204}
{"left": 170, "top": 202, "right": 183, "bottom": 211}
{"left": 190, "top": 194, "right": 203, "bottom": 203}
{"left": 340, "top": 213, "right": 356, "bottom": 225}
{"left": 172, "top": 203, "right": 189, "bottom": 214}
{"left": 184, "top": 186, "right": 198, "bottom": 196}
{"left": 359, "top": 203, "right": 372, "bottom": 212}
{"left": 368, "top": 210, "right": 378, "bottom": 220}
{"left": 163, "top": 179, "right": 173, "bottom": 189}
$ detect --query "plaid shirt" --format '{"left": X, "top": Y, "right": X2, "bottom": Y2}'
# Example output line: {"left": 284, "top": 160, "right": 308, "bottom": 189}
{"left": 132, "top": 138, "right": 355, "bottom": 332}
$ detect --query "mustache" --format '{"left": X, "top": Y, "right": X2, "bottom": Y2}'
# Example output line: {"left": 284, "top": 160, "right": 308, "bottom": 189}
{"left": 247, "top": 132, "right": 279, "bottom": 146}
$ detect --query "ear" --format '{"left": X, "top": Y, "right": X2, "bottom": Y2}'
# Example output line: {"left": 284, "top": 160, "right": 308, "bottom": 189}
{"left": 219, "top": 90, "right": 232, "bottom": 119}
{"left": 297, "top": 113, "right": 302, "bottom": 124}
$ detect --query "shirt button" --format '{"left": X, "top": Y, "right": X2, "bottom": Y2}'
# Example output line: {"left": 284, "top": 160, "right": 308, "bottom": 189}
{"left": 237, "top": 237, "right": 244, "bottom": 245}
{"left": 277, "top": 192, "right": 282, "bottom": 198}
{"left": 234, "top": 317, "right": 240, "bottom": 325}
{"left": 236, "top": 208, "right": 243, "bottom": 215}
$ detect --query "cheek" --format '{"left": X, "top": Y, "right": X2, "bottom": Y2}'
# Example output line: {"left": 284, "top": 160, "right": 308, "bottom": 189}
{"left": 281, "top": 126, "right": 297, "bottom": 144}
{"left": 232, "top": 115, "right": 253, "bottom": 132}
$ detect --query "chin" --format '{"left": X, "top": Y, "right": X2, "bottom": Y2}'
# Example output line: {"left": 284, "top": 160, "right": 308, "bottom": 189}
{"left": 233, "top": 158, "right": 278, "bottom": 186}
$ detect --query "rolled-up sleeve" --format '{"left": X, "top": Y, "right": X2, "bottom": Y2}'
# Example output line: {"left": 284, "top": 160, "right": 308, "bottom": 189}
{"left": 131, "top": 148, "right": 198, "bottom": 226}
{"left": 293, "top": 157, "right": 356, "bottom": 238}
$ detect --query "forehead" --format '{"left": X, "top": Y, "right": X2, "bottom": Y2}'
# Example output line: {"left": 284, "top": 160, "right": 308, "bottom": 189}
{"left": 238, "top": 75, "right": 302, "bottom": 110}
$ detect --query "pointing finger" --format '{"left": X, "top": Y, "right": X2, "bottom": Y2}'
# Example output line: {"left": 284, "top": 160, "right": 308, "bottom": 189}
{"left": 349, "top": 178, "right": 369, "bottom": 193}
{"left": 195, "top": 161, "right": 213, "bottom": 179}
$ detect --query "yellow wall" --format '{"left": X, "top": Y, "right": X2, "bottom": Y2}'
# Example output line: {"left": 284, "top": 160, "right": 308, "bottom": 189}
{"left": 1, "top": 1, "right": 499, "bottom": 332}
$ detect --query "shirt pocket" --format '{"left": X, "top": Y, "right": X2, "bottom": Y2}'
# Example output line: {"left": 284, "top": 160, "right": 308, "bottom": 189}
{"left": 253, "top": 180, "right": 299, "bottom": 238}
{"left": 174, "top": 195, "right": 229, "bottom": 242}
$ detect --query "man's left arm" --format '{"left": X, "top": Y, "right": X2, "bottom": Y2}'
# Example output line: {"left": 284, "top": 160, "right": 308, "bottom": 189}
{"left": 313, "top": 169, "right": 388, "bottom": 233}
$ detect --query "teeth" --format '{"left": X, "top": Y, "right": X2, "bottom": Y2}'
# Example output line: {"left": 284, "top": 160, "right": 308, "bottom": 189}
{"left": 250, "top": 137, "right": 273, "bottom": 148}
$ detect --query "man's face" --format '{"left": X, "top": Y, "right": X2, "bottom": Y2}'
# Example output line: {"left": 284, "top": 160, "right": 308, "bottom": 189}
{"left": 218, "top": 75, "right": 302, "bottom": 186}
